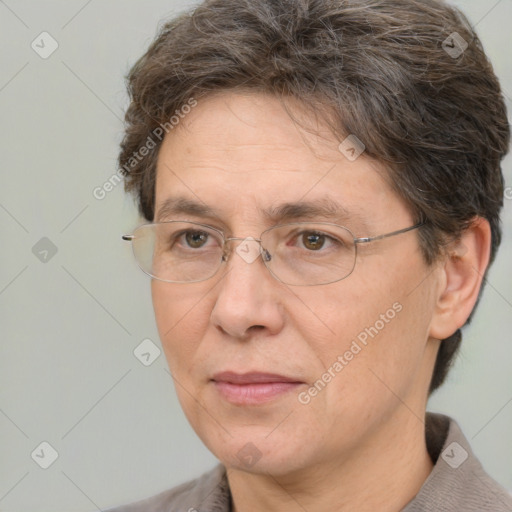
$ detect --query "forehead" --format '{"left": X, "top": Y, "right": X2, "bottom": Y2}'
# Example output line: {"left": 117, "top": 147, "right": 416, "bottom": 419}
{"left": 154, "top": 92, "right": 409, "bottom": 229}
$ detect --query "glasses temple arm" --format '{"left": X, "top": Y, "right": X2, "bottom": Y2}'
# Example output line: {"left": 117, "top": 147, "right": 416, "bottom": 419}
{"left": 354, "top": 222, "right": 425, "bottom": 244}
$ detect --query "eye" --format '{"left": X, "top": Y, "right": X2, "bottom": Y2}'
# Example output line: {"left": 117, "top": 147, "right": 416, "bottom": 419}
{"left": 296, "top": 231, "right": 339, "bottom": 251}
{"left": 301, "top": 232, "right": 326, "bottom": 251}
{"left": 183, "top": 230, "right": 210, "bottom": 248}
{"left": 172, "top": 229, "right": 220, "bottom": 250}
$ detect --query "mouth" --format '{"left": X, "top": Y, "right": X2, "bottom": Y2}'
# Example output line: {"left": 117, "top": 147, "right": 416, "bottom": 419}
{"left": 211, "top": 371, "right": 304, "bottom": 405}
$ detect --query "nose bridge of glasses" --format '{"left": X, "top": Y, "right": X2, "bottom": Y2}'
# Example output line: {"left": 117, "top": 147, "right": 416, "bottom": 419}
{"left": 225, "top": 236, "right": 262, "bottom": 243}
{"left": 223, "top": 236, "right": 271, "bottom": 264}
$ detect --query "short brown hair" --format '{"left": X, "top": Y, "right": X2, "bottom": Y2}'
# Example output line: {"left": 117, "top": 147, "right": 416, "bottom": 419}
{"left": 119, "top": 0, "right": 510, "bottom": 393}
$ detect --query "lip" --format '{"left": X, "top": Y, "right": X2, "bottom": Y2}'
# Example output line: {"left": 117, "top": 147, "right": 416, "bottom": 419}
{"left": 211, "top": 371, "right": 304, "bottom": 405}
{"left": 212, "top": 371, "right": 302, "bottom": 384}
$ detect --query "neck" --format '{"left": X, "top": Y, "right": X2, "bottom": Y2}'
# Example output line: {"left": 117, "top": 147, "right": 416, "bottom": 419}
{"left": 228, "top": 411, "right": 433, "bottom": 512}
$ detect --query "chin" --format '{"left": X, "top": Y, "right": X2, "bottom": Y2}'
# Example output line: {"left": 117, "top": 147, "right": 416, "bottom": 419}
{"left": 203, "top": 431, "right": 316, "bottom": 477}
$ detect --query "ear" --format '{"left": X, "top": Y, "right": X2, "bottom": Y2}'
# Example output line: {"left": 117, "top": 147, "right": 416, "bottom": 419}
{"left": 429, "top": 217, "right": 491, "bottom": 340}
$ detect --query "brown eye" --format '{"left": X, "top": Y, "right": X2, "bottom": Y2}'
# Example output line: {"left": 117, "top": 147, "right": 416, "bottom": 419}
{"left": 184, "top": 231, "right": 209, "bottom": 248}
{"left": 301, "top": 232, "right": 325, "bottom": 251}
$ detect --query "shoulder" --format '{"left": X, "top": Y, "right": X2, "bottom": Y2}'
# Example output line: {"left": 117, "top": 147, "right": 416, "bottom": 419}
{"left": 403, "top": 413, "right": 512, "bottom": 511}
{"left": 105, "top": 463, "right": 230, "bottom": 512}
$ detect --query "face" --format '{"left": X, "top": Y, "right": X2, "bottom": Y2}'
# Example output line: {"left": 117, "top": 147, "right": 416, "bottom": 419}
{"left": 151, "top": 91, "right": 440, "bottom": 476}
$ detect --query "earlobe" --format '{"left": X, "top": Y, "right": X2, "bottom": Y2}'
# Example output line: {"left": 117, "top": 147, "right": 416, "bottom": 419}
{"left": 429, "top": 217, "right": 491, "bottom": 340}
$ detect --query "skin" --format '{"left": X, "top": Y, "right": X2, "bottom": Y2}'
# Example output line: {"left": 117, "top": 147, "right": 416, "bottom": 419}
{"left": 150, "top": 91, "right": 490, "bottom": 512}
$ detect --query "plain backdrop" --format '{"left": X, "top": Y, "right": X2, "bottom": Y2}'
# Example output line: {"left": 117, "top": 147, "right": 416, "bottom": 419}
{"left": 0, "top": 1, "right": 511, "bottom": 510}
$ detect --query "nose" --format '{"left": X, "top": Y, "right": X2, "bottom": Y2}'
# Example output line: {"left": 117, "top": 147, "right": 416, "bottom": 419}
{"left": 210, "top": 238, "right": 284, "bottom": 339}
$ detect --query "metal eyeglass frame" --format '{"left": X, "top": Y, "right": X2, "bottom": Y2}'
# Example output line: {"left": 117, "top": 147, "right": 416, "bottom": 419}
{"left": 122, "top": 220, "right": 425, "bottom": 286}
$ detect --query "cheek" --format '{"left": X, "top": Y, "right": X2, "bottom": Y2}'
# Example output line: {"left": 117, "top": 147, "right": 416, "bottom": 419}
{"left": 151, "top": 282, "right": 224, "bottom": 440}
{"left": 312, "top": 258, "right": 434, "bottom": 403}
{"left": 151, "top": 281, "right": 211, "bottom": 373}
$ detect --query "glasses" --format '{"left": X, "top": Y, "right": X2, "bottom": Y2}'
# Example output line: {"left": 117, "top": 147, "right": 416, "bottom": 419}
{"left": 122, "top": 220, "right": 424, "bottom": 286}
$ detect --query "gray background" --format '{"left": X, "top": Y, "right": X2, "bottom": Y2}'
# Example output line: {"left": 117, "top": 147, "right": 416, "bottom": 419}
{"left": 0, "top": 1, "right": 510, "bottom": 511}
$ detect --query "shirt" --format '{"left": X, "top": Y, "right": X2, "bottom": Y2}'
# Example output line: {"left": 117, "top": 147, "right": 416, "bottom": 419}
{"left": 107, "top": 413, "right": 512, "bottom": 511}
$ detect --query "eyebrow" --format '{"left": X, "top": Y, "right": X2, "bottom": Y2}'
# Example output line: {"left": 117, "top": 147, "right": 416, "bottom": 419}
{"left": 262, "top": 197, "right": 352, "bottom": 224}
{"left": 155, "top": 195, "right": 364, "bottom": 227}
{"left": 155, "top": 197, "right": 219, "bottom": 222}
